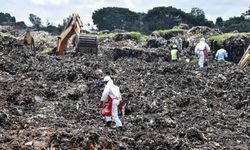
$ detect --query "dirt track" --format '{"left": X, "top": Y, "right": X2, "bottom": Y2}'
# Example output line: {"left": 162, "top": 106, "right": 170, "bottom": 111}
{"left": 0, "top": 31, "right": 250, "bottom": 149}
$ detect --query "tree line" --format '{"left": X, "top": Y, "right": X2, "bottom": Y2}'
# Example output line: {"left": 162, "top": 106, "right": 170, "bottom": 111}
{"left": 0, "top": 12, "right": 15, "bottom": 23}
{"left": 215, "top": 7, "right": 250, "bottom": 32}
{"left": 0, "top": 12, "right": 67, "bottom": 34}
{"left": 0, "top": 6, "right": 250, "bottom": 34}
{"left": 93, "top": 6, "right": 250, "bottom": 33}
{"left": 92, "top": 7, "right": 214, "bottom": 34}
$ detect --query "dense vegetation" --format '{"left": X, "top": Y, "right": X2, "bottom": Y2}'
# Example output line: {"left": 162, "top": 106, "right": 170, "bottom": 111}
{"left": 92, "top": 7, "right": 142, "bottom": 32}
{"left": 0, "top": 12, "right": 16, "bottom": 23}
{"left": 93, "top": 7, "right": 214, "bottom": 34}
{"left": 92, "top": 6, "right": 250, "bottom": 34}
{"left": 215, "top": 6, "right": 250, "bottom": 32}
{"left": 216, "top": 16, "right": 250, "bottom": 32}
{"left": 1, "top": 6, "right": 250, "bottom": 34}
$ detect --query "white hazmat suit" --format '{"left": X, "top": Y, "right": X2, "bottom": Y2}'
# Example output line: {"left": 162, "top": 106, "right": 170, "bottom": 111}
{"left": 100, "top": 76, "right": 122, "bottom": 127}
{"left": 195, "top": 38, "right": 211, "bottom": 68}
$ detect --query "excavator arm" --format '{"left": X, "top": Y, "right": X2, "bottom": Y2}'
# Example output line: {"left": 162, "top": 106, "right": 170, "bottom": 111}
{"left": 239, "top": 45, "right": 250, "bottom": 69}
{"left": 57, "top": 13, "right": 98, "bottom": 55}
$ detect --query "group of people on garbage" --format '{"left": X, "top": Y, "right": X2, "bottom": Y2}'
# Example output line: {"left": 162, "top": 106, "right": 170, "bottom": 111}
{"left": 171, "top": 37, "right": 228, "bottom": 67}
{"left": 98, "top": 38, "right": 229, "bottom": 132}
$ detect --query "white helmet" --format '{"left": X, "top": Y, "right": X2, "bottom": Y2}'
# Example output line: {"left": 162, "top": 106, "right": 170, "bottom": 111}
{"left": 102, "top": 76, "right": 111, "bottom": 82}
{"left": 173, "top": 45, "right": 177, "bottom": 48}
{"left": 200, "top": 37, "right": 205, "bottom": 42}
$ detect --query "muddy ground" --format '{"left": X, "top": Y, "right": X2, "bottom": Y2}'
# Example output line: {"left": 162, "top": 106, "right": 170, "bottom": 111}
{"left": 0, "top": 28, "right": 250, "bottom": 150}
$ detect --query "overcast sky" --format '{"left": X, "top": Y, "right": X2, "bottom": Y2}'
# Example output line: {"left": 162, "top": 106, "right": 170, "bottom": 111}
{"left": 2, "top": 0, "right": 250, "bottom": 27}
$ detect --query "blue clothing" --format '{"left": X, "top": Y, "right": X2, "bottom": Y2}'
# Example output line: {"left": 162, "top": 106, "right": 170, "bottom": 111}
{"left": 215, "top": 49, "right": 228, "bottom": 61}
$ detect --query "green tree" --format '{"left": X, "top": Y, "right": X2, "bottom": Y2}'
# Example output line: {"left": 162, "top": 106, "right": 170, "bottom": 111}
{"left": 223, "top": 16, "right": 250, "bottom": 32}
{"left": 46, "top": 19, "right": 52, "bottom": 26}
{"left": 215, "top": 17, "right": 223, "bottom": 27}
{"left": 57, "top": 16, "right": 71, "bottom": 32}
{"left": 242, "top": 6, "right": 250, "bottom": 20}
{"left": 92, "top": 7, "right": 140, "bottom": 32}
{"left": 0, "top": 12, "right": 16, "bottom": 23}
{"left": 215, "top": 7, "right": 250, "bottom": 32}
{"left": 189, "top": 7, "right": 214, "bottom": 27}
{"left": 44, "top": 25, "right": 59, "bottom": 34}
{"left": 92, "top": 6, "right": 214, "bottom": 34}
{"left": 143, "top": 7, "right": 189, "bottom": 33}
{"left": 29, "top": 13, "right": 42, "bottom": 28}
{"left": 243, "top": 6, "right": 250, "bottom": 16}
{"left": 190, "top": 7, "right": 205, "bottom": 18}
{"left": 143, "top": 7, "right": 213, "bottom": 33}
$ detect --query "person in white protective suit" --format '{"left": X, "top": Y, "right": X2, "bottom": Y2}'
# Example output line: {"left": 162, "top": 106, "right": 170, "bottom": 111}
{"left": 195, "top": 38, "right": 211, "bottom": 68}
{"left": 98, "top": 76, "right": 123, "bottom": 130}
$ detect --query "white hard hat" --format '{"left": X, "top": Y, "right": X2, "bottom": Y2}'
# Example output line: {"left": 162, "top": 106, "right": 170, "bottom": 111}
{"left": 102, "top": 76, "right": 111, "bottom": 82}
{"left": 200, "top": 38, "right": 205, "bottom": 42}
{"left": 173, "top": 45, "right": 177, "bottom": 48}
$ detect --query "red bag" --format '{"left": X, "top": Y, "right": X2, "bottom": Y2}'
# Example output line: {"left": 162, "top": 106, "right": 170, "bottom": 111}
{"left": 118, "top": 102, "right": 123, "bottom": 110}
{"left": 102, "top": 100, "right": 112, "bottom": 116}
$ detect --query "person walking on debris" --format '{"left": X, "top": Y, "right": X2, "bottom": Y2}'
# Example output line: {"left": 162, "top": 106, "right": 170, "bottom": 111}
{"left": 23, "top": 30, "right": 35, "bottom": 50}
{"left": 215, "top": 47, "right": 228, "bottom": 61}
{"left": 98, "top": 76, "right": 123, "bottom": 131}
{"left": 195, "top": 38, "right": 211, "bottom": 68}
{"left": 171, "top": 44, "right": 180, "bottom": 63}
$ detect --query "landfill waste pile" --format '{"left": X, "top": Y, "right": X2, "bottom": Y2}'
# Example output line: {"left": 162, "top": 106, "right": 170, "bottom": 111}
{"left": 210, "top": 33, "right": 250, "bottom": 63}
{"left": 0, "top": 26, "right": 250, "bottom": 149}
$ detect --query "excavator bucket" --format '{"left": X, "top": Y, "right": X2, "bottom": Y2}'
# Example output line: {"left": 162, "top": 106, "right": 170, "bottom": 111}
{"left": 239, "top": 53, "right": 250, "bottom": 69}
{"left": 239, "top": 45, "right": 250, "bottom": 69}
{"left": 76, "top": 33, "right": 98, "bottom": 55}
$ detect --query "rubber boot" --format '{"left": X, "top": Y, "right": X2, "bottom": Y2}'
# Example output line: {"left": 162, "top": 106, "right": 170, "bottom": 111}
{"left": 116, "top": 126, "right": 124, "bottom": 131}
{"left": 105, "top": 121, "right": 112, "bottom": 127}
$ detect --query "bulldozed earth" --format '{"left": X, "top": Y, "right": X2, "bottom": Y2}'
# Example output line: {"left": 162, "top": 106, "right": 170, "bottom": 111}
{"left": 0, "top": 26, "right": 250, "bottom": 149}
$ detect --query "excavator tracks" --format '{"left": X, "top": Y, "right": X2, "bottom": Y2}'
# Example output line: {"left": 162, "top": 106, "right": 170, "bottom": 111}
{"left": 76, "top": 34, "right": 98, "bottom": 55}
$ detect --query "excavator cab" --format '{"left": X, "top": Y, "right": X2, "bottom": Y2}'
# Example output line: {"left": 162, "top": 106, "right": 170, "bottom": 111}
{"left": 57, "top": 13, "right": 98, "bottom": 55}
{"left": 239, "top": 45, "right": 250, "bottom": 69}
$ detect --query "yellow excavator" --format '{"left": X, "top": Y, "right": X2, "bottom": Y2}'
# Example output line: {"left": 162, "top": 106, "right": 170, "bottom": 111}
{"left": 239, "top": 45, "right": 250, "bottom": 69}
{"left": 57, "top": 13, "right": 98, "bottom": 55}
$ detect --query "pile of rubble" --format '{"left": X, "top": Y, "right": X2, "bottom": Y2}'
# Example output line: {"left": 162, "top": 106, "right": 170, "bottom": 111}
{"left": 187, "top": 26, "right": 222, "bottom": 37}
{"left": 210, "top": 34, "right": 250, "bottom": 63}
{"left": 0, "top": 27, "right": 250, "bottom": 149}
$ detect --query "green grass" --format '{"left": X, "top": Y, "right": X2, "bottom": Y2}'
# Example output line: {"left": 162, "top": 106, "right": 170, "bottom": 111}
{"left": 173, "top": 23, "right": 189, "bottom": 30}
{"left": 97, "top": 32, "right": 148, "bottom": 42}
{"left": 246, "top": 32, "right": 250, "bottom": 36}
{"left": 152, "top": 29, "right": 184, "bottom": 37}
{"left": 129, "top": 32, "right": 148, "bottom": 42}
{"left": 140, "top": 35, "right": 148, "bottom": 42}
{"left": 41, "top": 47, "right": 53, "bottom": 54}
{"left": 97, "top": 33, "right": 116, "bottom": 39}
{"left": 129, "top": 32, "right": 141, "bottom": 41}
{"left": 208, "top": 33, "right": 235, "bottom": 45}
{"left": 190, "top": 58, "right": 198, "bottom": 64}
{"left": 209, "top": 32, "right": 250, "bottom": 45}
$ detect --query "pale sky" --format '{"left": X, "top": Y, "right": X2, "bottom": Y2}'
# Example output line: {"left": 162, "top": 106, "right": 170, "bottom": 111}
{"left": 1, "top": 0, "right": 250, "bottom": 28}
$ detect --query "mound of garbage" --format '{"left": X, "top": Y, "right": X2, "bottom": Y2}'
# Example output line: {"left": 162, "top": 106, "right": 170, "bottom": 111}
{"left": 187, "top": 26, "right": 222, "bottom": 37}
{"left": 210, "top": 33, "right": 250, "bottom": 63}
{"left": 145, "top": 26, "right": 223, "bottom": 59}
{"left": 0, "top": 28, "right": 250, "bottom": 149}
